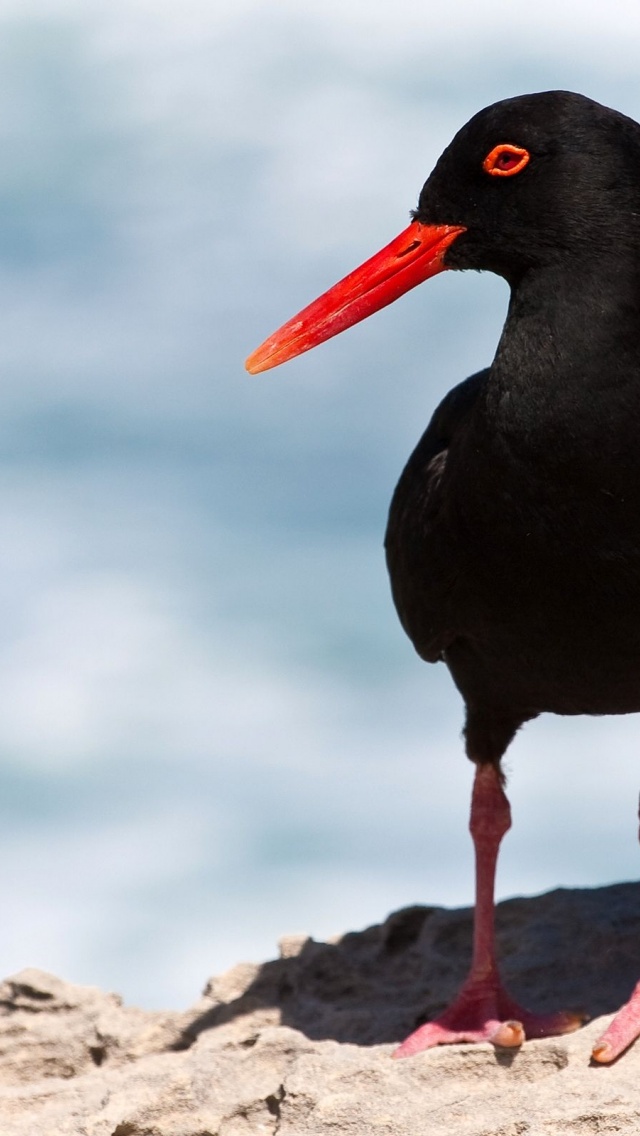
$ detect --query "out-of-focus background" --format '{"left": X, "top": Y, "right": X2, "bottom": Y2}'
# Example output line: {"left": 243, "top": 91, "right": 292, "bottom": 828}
{"left": 1, "top": 0, "right": 640, "bottom": 1008}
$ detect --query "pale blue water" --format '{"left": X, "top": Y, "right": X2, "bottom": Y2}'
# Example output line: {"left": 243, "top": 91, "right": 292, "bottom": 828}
{"left": 0, "top": 1, "right": 639, "bottom": 1008}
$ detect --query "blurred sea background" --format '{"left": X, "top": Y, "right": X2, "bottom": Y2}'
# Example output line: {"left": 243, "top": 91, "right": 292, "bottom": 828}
{"left": 2, "top": 0, "right": 640, "bottom": 1009}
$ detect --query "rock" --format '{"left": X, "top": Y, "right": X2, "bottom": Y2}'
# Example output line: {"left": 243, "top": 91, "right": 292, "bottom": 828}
{"left": 0, "top": 883, "right": 639, "bottom": 1134}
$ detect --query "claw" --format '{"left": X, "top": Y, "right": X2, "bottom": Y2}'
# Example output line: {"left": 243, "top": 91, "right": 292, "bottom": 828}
{"left": 591, "top": 1041, "right": 614, "bottom": 1064}
{"left": 491, "top": 1019, "right": 525, "bottom": 1048}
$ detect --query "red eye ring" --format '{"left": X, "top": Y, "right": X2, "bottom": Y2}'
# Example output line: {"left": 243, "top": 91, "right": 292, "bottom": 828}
{"left": 483, "top": 144, "right": 530, "bottom": 177}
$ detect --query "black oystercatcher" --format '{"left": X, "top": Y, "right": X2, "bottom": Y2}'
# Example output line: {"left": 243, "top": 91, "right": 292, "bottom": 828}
{"left": 245, "top": 91, "right": 640, "bottom": 1063}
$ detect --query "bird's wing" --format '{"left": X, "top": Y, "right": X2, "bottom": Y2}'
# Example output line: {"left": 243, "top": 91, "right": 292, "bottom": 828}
{"left": 384, "top": 368, "right": 488, "bottom": 662}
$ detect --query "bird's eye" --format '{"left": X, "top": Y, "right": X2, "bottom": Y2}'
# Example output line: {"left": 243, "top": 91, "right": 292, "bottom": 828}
{"left": 483, "top": 144, "right": 530, "bottom": 178}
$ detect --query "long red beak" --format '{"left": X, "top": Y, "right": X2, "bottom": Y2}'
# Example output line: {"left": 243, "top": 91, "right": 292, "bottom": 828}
{"left": 245, "top": 220, "right": 465, "bottom": 374}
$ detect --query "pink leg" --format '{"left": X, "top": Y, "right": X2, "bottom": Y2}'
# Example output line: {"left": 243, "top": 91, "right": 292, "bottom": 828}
{"left": 592, "top": 980, "right": 640, "bottom": 1063}
{"left": 394, "top": 763, "right": 583, "bottom": 1058}
{"left": 591, "top": 795, "right": 640, "bottom": 1064}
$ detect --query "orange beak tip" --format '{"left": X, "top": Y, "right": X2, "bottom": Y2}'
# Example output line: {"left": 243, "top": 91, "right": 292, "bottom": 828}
{"left": 245, "top": 346, "right": 272, "bottom": 375}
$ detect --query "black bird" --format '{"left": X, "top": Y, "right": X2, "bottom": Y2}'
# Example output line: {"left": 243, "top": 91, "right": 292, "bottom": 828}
{"left": 246, "top": 91, "right": 640, "bottom": 1063}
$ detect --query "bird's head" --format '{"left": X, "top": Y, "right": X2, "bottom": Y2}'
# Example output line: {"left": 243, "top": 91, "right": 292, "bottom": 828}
{"left": 246, "top": 91, "right": 640, "bottom": 374}
{"left": 417, "top": 91, "right": 640, "bottom": 282}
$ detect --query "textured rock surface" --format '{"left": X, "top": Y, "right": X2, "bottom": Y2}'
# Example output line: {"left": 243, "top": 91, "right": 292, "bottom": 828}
{"left": 1, "top": 883, "right": 640, "bottom": 1134}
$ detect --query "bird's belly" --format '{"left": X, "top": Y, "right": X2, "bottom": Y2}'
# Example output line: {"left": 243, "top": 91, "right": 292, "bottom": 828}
{"left": 392, "top": 490, "right": 640, "bottom": 717}
{"left": 441, "top": 518, "right": 640, "bottom": 717}
{"left": 444, "top": 613, "right": 640, "bottom": 718}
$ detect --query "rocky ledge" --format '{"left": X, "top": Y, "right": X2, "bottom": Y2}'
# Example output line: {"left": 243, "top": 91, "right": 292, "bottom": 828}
{"left": 1, "top": 882, "right": 639, "bottom": 1134}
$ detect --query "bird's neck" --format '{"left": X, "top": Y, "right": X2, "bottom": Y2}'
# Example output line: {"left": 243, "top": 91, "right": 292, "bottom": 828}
{"left": 484, "top": 254, "right": 640, "bottom": 449}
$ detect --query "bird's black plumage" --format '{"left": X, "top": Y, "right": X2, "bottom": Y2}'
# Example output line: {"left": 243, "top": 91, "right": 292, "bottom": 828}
{"left": 247, "top": 88, "right": 640, "bottom": 1061}
{"left": 385, "top": 91, "right": 640, "bottom": 764}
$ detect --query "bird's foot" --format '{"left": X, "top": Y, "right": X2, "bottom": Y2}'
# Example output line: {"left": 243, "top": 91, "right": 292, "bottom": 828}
{"left": 592, "top": 979, "right": 640, "bottom": 1063}
{"left": 393, "top": 974, "right": 584, "bottom": 1058}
